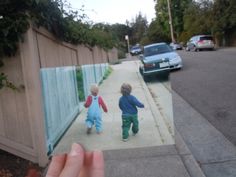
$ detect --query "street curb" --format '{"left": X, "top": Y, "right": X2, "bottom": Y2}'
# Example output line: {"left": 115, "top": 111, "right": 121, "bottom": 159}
{"left": 175, "top": 131, "right": 206, "bottom": 177}
{"left": 134, "top": 62, "right": 174, "bottom": 145}
{"left": 134, "top": 61, "right": 206, "bottom": 177}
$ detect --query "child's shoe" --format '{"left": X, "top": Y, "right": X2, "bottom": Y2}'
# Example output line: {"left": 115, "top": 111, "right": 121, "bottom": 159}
{"left": 122, "top": 138, "right": 128, "bottom": 142}
{"left": 96, "top": 131, "right": 102, "bottom": 134}
{"left": 87, "top": 127, "right": 92, "bottom": 134}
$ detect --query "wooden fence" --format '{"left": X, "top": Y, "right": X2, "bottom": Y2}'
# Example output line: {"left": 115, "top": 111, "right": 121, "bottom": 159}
{"left": 0, "top": 26, "right": 118, "bottom": 166}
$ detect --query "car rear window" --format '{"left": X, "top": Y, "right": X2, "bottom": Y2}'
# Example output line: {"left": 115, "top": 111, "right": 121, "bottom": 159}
{"left": 144, "top": 44, "right": 172, "bottom": 57}
{"left": 131, "top": 46, "right": 141, "bottom": 50}
{"left": 200, "top": 36, "right": 213, "bottom": 41}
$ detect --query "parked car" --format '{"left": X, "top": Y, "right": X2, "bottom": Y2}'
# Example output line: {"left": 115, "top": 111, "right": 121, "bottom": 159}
{"left": 170, "top": 42, "right": 183, "bottom": 50}
{"left": 130, "top": 45, "right": 142, "bottom": 56}
{"left": 186, "top": 35, "right": 215, "bottom": 51}
{"left": 139, "top": 42, "right": 183, "bottom": 81}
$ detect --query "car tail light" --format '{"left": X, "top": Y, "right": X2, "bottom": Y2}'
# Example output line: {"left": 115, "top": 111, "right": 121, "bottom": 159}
{"left": 197, "top": 40, "right": 204, "bottom": 44}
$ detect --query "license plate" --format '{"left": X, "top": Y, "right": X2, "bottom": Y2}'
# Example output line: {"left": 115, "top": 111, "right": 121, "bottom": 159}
{"left": 159, "top": 62, "right": 169, "bottom": 68}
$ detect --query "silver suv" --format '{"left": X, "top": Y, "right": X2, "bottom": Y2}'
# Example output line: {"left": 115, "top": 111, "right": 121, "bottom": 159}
{"left": 186, "top": 35, "right": 215, "bottom": 51}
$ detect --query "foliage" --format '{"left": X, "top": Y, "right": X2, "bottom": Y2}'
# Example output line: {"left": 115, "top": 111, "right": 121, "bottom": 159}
{"left": 76, "top": 65, "right": 113, "bottom": 101}
{"left": 103, "top": 23, "right": 132, "bottom": 55}
{"left": 0, "top": 0, "right": 119, "bottom": 89}
{"left": 76, "top": 68, "right": 85, "bottom": 101}
{"left": 183, "top": 1, "right": 214, "bottom": 39}
{"left": 0, "top": 73, "right": 18, "bottom": 90}
{"left": 90, "top": 23, "right": 117, "bottom": 50}
{"left": 211, "top": 0, "right": 236, "bottom": 45}
{"left": 154, "top": 0, "right": 170, "bottom": 40}
{"left": 99, "top": 66, "right": 113, "bottom": 85}
{"left": 151, "top": 0, "right": 236, "bottom": 45}
{"left": 118, "top": 50, "right": 126, "bottom": 59}
{"left": 172, "top": 0, "right": 193, "bottom": 39}
{"left": 145, "top": 20, "right": 170, "bottom": 44}
{"left": 0, "top": 0, "right": 31, "bottom": 59}
{"left": 103, "top": 66, "right": 113, "bottom": 80}
{"left": 129, "top": 12, "right": 149, "bottom": 45}
{"left": 111, "top": 23, "right": 131, "bottom": 53}
{"left": 0, "top": 0, "right": 119, "bottom": 60}
{"left": 153, "top": 0, "right": 193, "bottom": 43}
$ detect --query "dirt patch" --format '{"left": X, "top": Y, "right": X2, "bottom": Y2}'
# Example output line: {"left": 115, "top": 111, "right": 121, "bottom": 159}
{"left": 0, "top": 149, "right": 45, "bottom": 177}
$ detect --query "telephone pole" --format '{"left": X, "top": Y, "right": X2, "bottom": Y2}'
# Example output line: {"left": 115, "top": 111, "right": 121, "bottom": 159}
{"left": 167, "top": 0, "right": 175, "bottom": 42}
{"left": 125, "top": 35, "right": 130, "bottom": 58}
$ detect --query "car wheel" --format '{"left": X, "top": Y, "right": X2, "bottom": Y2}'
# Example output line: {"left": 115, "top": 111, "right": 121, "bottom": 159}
{"left": 139, "top": 67, "right": 143, "bottom": 75}
{"left": 156, "top": 71, "right": 169, "bottom": 81}
{"left": 143, "top": 75, "right": 149, "bottom": 82}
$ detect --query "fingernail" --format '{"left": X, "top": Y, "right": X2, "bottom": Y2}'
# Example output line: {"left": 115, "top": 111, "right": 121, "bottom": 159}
{"left": 69, "top": 143, "right": 83, "bottom": 156}
{"left": 92, "top": 150, "right": 104, "bottom": 168}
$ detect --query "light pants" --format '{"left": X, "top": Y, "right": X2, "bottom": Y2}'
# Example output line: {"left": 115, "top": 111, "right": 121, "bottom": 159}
{"left": 86, "top": 95, "right": 102, "bottom": 132}
{"left": 86, "top": 116, "right": 102, "bottom": 132}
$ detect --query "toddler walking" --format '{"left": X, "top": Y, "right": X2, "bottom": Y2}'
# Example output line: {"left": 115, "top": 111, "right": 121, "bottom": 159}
{"left": 119, "top": 83, "right": 144, "bottom": 141}
{"left": 84, "top": 84, "right": 108, "bottom": 134}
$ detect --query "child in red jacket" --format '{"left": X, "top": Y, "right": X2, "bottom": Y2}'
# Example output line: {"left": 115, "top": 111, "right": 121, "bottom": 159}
{"left": 84, "top": 84, "right": 108, "bottom": 134}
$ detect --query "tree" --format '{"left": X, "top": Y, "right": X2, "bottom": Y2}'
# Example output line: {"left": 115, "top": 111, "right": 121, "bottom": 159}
{"left": 154, "top": 0, "right": 170, "bottom": 40}
{"left": 145, "top": 20, "right": 169, "bottom": 44}
{"left": 152, "top": 0, "right": 236, "bottom": 45}
{"left": 154, "top": 0, "right": 193, "bottom": 42}
{"left": 111, "top": 23, "right": 131, "bottom": 42}
{"left": 172, "top": 0, "right": 193, "bottom": 39}
{"left": 212, "top": 0, "right": 236, "bottom": 46}
{"left": 129, "top": 12, "right": 149, "bottom": 45}
{"left": 181, "top": 0, "right": 216, "bottom": 43}
{"left": 110, "top": 23, "right": 132, "bottom": 55}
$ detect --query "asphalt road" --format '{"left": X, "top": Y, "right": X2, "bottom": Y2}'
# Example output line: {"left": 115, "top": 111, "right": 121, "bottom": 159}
{"left": 170, "top": 48, "right": 236, "bottom": 146}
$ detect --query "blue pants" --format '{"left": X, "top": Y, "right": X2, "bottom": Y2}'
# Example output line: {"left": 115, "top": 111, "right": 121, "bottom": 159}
{"left": 86, "top": 116, "right": 102, "bottom": 132}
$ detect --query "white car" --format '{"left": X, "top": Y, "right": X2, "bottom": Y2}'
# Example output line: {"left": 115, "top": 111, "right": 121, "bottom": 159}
{"left": 170, "top": 42, "right": 183, "bottom": 50}
{"left": 186, "top": 35, "right": 215, "bottom": 51}
{"left": 130, "top": 45, "right": 142, "bottom": 56}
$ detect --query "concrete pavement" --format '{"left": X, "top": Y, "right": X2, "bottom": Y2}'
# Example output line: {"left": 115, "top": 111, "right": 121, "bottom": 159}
{"left": 54, "top": 60, "right": 174, "bottom": 153}
{"left": 173, "top": 91, "right": 236, "bottom": 177}
{"left": 53, "top": 60, "right": 206, "bottom": 177}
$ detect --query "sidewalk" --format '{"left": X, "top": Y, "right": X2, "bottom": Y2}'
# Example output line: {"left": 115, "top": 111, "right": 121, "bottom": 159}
{"left": 53, "top": 60, "right": 205, "bottom": 177}
{"left": 54, "top": 60, "right": 174, "bottom": 153}
{"left": 173, "top": 91, "right": 236, "bottom": 177}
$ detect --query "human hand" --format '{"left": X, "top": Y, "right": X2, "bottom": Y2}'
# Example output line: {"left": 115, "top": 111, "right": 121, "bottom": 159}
{"left": 46, "top": 143, "right": 104, "bottom": 177}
